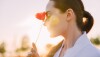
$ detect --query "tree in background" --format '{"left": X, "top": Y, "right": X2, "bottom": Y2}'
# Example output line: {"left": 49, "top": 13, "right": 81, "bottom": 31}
{"left": 16, "top": 35, "right": 30, "bottom": 56}
{"left": 90, "top": 36, "right": 100, "bottom": 45}
{"left": 0, "top": 42, "right": 6, "bottom": 57}
{"left": 20, "top": 35, "right": 30, "bottom": 51}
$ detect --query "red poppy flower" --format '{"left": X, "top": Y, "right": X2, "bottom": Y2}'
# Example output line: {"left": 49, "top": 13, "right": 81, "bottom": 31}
{"left": 35, "top": 12, "right": 46, "bottom": 21}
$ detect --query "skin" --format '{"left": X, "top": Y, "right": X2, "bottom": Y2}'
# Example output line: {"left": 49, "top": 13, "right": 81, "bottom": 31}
{"left": 47, "top": 15, "right": 60, "bottom": 28}
{"left": 28, "top": 1, "right": 82, "bottom": 57}
{"left": 45, "top": 1, "right": 82, "bottom": 57}
{"left": 27, "top": 43, "right": 39, "bottom": 57}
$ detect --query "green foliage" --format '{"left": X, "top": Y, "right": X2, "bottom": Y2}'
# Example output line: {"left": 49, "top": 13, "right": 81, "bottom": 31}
{"left": 16, "top": 35, "right": 30, "bottom": 52}
{"left": 90, "top": 36, "right": 100, "bottom": 45}
{"left": 0, "top": 42, "right": 6, "bottom": 54}
{"left": 16, "top": 47, "right": 29, "bottom": 52}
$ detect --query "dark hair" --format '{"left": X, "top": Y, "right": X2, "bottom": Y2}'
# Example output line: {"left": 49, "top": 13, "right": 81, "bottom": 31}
{"left": 50, "top": 0, "right": 94, "bottom": 33}
{"left": 45, "top": 0, "right": 94, "bottom": 57}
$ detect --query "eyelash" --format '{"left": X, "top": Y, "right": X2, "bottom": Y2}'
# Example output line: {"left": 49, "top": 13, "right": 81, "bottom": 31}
{"left": 47, "top": 14, "right": 51, "bottom": 18}
{"left": 46, "top": 12, "right": 51, "bottom": 21}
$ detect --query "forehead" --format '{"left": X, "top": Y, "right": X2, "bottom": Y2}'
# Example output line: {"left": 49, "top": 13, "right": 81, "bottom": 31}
{"left": 46, "top": 1, "right": 61, "bottom": 14}
{"left": 46, "top": 1, "right": 55, "bottom": 11}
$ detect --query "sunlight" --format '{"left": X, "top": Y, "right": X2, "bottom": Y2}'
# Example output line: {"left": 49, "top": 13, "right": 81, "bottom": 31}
{"left": 0, "top": 0, "right": 100, "bottom": 56}
{"left": 27, "top": 18, "right": 63, "bottom": 54}
{"left": 83, "top": 17, "right": 87, "bottom": 24}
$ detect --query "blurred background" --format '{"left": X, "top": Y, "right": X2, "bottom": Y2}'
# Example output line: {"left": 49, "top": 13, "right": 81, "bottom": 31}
{"left": 0, "top": 0, "right": 100, "bottom": 57}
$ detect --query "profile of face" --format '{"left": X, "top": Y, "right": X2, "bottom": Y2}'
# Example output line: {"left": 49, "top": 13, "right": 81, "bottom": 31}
{"left": 44, "top": 1, "right": 76, "bottom": 38}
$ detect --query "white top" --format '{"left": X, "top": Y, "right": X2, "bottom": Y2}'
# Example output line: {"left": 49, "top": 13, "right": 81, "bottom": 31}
{"left": 54, "top": 32, "right": 100, "bottom": 57}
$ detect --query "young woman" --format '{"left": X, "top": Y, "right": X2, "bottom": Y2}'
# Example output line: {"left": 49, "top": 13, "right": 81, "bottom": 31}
{"left": 27, "top": 0, "right": 100, "bottom": 57}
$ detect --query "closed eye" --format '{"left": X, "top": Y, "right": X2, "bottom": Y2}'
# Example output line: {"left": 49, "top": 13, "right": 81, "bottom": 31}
{"left": 46, "top": 11, "right": 51, "bottom": 17}
{"left": 45, "top": 11, "right": 52, "bottom": 21}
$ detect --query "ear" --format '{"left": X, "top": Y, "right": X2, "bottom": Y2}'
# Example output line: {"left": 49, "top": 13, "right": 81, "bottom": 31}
{"left": 65, "top": 8, "right": 75, "bottom": 21}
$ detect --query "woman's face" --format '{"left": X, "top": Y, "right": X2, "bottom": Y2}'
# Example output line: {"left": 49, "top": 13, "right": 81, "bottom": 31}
{"left": 45, "top": 1, "right": 68, "bottom": 37}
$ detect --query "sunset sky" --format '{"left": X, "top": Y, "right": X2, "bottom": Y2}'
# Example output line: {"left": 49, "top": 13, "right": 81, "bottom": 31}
{"left": 0, "top": 0, "right": 100, "bottom": 52}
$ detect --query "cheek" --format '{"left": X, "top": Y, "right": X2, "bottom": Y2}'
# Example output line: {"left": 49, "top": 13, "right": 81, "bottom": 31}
{"left": 46, "top": 16, "right": 60, "bottom": 34}
{"left": 56, "top": 17, "right": 68, "bottom": 34}
{"left": 46, "top": 15, "right": 68, "bottom": 36}
{"left": 49, "top": 16, "right": 60, "bottom": 27}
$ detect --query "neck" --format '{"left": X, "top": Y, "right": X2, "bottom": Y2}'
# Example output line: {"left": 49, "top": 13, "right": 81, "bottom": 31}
{"left": 62, "top": 25, "right": 82, "bottom": 49}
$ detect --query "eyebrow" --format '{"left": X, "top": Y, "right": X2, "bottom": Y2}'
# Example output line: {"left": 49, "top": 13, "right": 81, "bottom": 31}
{"left": 46, "top": 11, "right": 50, "bottom": 13}
{"left": 46, "top": 11, "right": 52, "bottom": 15}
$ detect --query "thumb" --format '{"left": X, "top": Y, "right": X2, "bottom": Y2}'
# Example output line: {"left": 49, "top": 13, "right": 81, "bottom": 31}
{"left": 32, "top": 43, "right": 37, "bottom": 52}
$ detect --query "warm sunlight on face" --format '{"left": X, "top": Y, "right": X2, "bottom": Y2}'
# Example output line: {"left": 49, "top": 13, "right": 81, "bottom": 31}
{"left": 29, "top": 18, "right": 63, "bottom": 54}
{"left": 48, "top": 15, "right": 60, "bottom": 27}
{"left": 1, "top": 0, "right": 100, "bottom": 56}
{"left": 31, "top": 19, "right": 62, "bottom": 44}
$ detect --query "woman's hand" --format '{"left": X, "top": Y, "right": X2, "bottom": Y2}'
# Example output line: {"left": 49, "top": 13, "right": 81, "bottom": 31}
{"left": 27, "top": 43, "right": 40, "bottom": 57}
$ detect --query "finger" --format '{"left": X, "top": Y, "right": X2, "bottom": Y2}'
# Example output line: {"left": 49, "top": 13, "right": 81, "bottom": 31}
{"left": 31, "top": 52, "right": 40, "bottom": 57}
{"left": 27, "top": 49, "right": 37, "bottom": 57}
{"left": 31, "top": 48, "right": 36, "bottom": 53}
{"left": 27, "top": 51, "right": 39, "bottom": 57}
{"left": 32, "top": 42, "right": 37, "bottom": 51}
{"left": 27, "top": 52, "right": 32, "bottom": 57}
